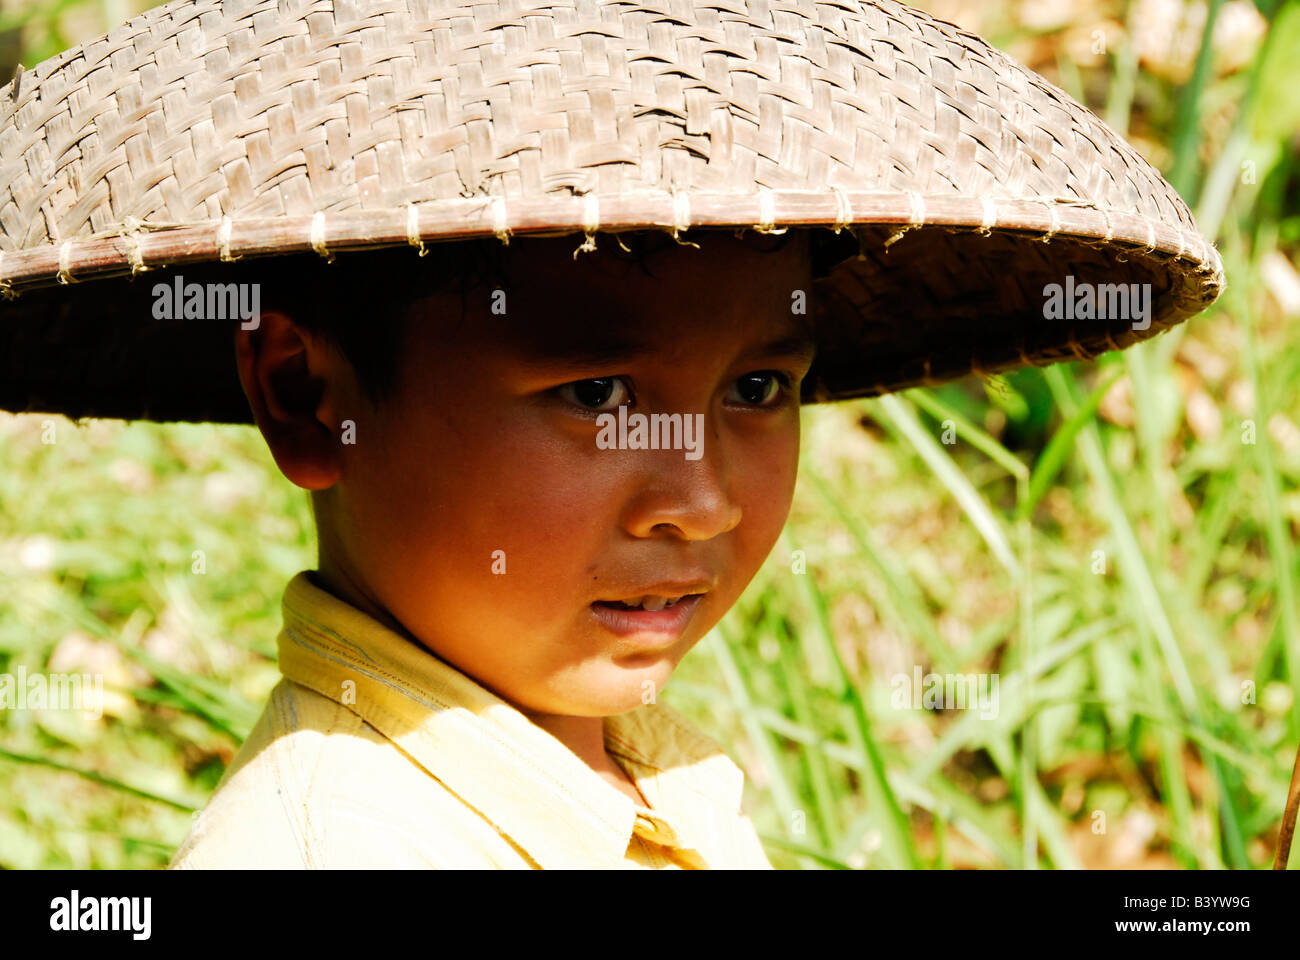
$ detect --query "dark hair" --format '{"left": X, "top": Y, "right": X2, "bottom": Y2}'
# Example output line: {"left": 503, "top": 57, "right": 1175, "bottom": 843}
{"left": 227, "top": 238, "right": 510, "bottom": 410}
{"left": 231, "top": 227, "right": 856, "bottom": 408}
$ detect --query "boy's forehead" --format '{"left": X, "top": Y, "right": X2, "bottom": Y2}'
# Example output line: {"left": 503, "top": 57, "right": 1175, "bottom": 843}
{"left": 455, "top": 230, "right": 815, "bottom": 360}
{"left": 504, "top": 319, "right": 816, "bottom": 370}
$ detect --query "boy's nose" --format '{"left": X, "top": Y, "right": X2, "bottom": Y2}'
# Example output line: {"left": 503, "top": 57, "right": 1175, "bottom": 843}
{"left": 620, "top": 449, "right": 741, "bottom": 542}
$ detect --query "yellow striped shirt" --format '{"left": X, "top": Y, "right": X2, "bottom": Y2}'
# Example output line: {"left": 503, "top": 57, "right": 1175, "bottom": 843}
{"left": 168, "top": 570, "right": 774, "bottom": 869}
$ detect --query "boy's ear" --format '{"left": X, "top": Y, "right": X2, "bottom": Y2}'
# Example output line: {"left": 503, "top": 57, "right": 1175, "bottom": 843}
{"left": 233, "top": 309, "right": 345, "bottom": 491}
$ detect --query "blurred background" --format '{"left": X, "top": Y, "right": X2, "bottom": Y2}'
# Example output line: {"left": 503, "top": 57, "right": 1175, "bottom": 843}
{"left": 1, "top": 0, "right": 1297, "bottom": 869}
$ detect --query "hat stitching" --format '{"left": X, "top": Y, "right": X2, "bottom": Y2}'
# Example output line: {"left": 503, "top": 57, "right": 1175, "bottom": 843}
{"left": 216, "top": 215, "right": 239, "bottom": 262}
{"left": 753, "top": 186, "right": 788, "bottom": 236}
{"left": 490, "top": 196, "right": 511, "bottom": 245}
{"left": 572, "top": 193, "right": 599, "bottom": 260}
{"left": 884, "top": 190, "right": 924, "bottom": 249}
{"left": 1040, "top": 200, "right": 1059, "bottom": 244}
{"left": 978, "top": 196, "right": 996, "bottom": 236}
{"left": 830, "top": 187, "right": 851, "bottom": 233}
{"left": 309, "top": 211, "right": 334, "bottom": 264}
{"left": 119, "top": 216, "right": 148, "bottom": 277}
{"left": 668, "top": 188, "right": 700, "bottom": 249}
{"left": 406, "top": 203, "right": 428, "bottom": 257}
{"left": 56, "top": 240, "right": 75, "bottom": 284}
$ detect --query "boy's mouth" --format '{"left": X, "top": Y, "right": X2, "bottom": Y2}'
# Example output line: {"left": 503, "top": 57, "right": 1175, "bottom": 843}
{"left": 590, "top": 585, "right": 710, "bottom": 643}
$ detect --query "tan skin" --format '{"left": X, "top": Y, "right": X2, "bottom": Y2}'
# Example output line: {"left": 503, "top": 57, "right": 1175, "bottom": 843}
{"left": 234, "top": 229, "right": 815, "bottom": 808}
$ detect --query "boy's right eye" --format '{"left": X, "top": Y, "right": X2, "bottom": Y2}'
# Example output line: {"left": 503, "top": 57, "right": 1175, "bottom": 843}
{"left": 556, "top": 377, "right": 632, "bottom": 412}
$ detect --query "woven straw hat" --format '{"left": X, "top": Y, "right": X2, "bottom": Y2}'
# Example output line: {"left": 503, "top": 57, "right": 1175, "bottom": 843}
{"left": 0, "top": 0, "right": 1223, "bottom": 424}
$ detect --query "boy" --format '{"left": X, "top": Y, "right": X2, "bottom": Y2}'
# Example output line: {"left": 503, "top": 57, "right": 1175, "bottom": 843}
{"left": 169, "top": 228, "right": 814, "bottom": 868}
{"left": 0, "top": 0, "right": 1222, "bottom": 869}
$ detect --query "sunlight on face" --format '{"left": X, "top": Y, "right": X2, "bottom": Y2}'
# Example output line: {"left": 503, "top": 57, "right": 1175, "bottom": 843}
{"left": 321, "top": 230, "right": 816, "bottom": 716}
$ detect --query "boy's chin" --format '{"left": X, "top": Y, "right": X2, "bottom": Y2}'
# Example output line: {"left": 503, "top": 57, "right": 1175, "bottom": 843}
{"left": 536, "top": 658, "right": 680, "bottom": 717}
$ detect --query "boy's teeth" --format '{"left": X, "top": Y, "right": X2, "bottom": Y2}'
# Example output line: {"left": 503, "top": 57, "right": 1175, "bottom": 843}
{"left": 610, "top": 595, "right": 687, "bottom": 611}
{"left": 600, "top": 595, "right": 691, "bottom": 608}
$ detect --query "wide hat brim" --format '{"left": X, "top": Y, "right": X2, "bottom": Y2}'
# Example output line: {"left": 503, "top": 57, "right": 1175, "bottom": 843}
{"left": 0, "top": 0, "right": 1223, "bottom": 424}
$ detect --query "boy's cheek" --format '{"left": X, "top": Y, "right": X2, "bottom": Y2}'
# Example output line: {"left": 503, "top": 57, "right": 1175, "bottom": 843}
{"left": 737, "top": 435, "right": 800, "bottom": 525}
{"left": 723, "top": 448, "right": 799, "bottom": 585}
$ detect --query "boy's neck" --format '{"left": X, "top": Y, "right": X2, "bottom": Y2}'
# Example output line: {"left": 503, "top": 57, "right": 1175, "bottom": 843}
{"left": 308, "top": 563, "right": 420, "bottom": 646}
{"left": 519, "top": 712, "right": 607, "bottom": 768}
{"left": 520, "top": 711, "right": 648, "bottom": 805}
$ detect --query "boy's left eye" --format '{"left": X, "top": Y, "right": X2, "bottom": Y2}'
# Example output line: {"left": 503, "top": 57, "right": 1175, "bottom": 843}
{"left": 726, "top": 371, "right": 790, "bottom": 407}
{"left": 556, "top": 376, "right": 632, "bottom": 412}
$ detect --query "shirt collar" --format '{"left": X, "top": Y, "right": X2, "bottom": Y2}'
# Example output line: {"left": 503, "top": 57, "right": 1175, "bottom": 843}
{"left": 274, "top": 570, "right": 745, "bottom": 868}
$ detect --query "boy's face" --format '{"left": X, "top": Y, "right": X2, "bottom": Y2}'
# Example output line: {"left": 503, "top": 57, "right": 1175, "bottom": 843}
{"left": 247, "top": 230, "right": 816, "bottom": 718}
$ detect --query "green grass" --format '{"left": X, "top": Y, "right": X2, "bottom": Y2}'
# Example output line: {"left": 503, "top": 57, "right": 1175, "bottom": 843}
{"left": 1, "top": 0, "right": 1298, "bottom": 869}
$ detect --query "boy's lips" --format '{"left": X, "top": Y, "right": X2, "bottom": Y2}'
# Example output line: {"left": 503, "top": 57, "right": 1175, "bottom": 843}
{"left": 589, "top": 594, "right": 705, "bottom": 642}
{"left": 589, "top": 579, "right": 713, "bottom": 643}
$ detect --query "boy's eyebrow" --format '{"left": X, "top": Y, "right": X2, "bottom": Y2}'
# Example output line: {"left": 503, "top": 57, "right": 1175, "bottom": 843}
{"left": 751, "top": 334, "right": 818, "bottom": 363}
{"left": 511, "top": 331, "right": 818, "bottom": 369}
